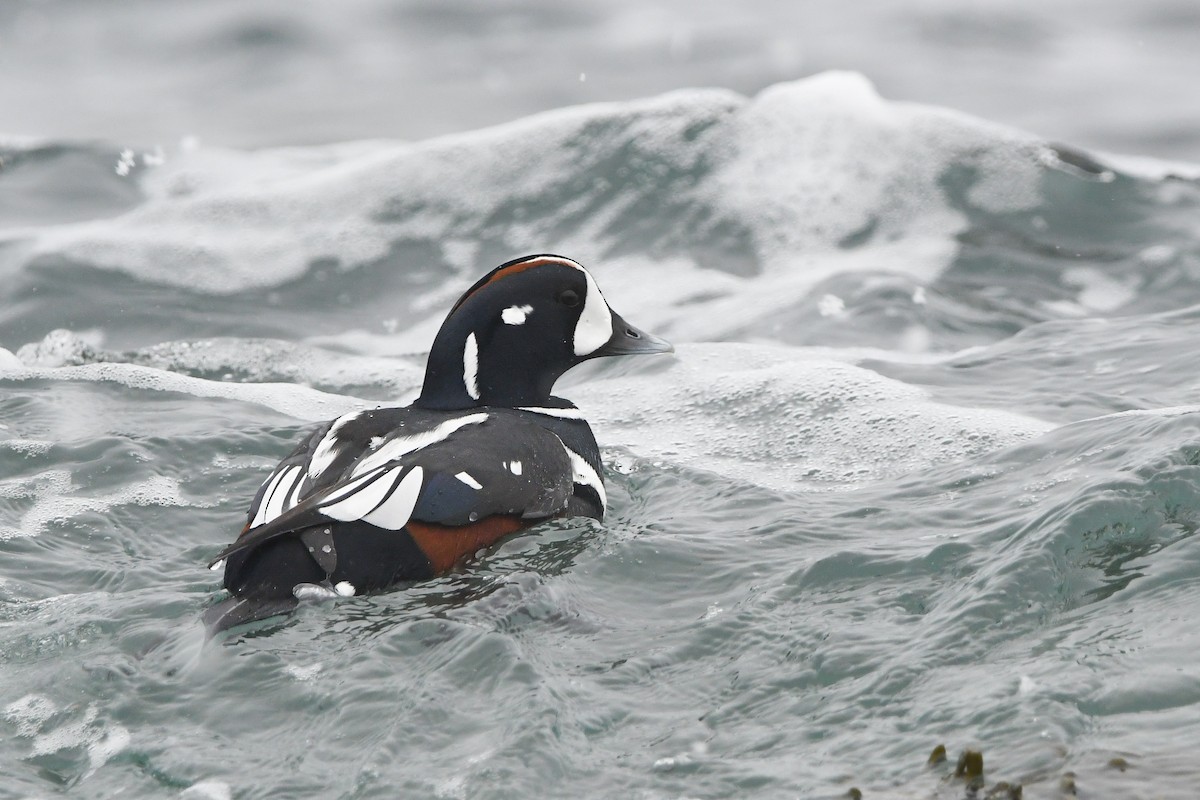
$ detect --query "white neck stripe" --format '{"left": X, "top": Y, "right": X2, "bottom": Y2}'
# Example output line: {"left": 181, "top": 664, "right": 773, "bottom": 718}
{"left": 517, "top": 406, "right": 587, "bottom": 420}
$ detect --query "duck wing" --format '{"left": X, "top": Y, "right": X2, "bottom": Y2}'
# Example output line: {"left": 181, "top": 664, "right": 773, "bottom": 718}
{"left": 209, "top": 413, "right": 574, "bottom": 568}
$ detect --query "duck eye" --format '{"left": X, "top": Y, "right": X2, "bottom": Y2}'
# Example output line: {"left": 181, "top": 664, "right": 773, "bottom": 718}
{"left": 556, "top": 289, "right": 581, "bottom": 307}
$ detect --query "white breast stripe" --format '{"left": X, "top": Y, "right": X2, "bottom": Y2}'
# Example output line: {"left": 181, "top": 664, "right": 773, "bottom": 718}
{"left": 352, "top": 413, "right": 488, "bottom": 476}
{"left": 321, "top": 465, "right": 404, "bottom": 522}
{"left": 308, "top": 411, "right": 362, "bottom": 479}
{"left": 564, "top": 444, "right": 607, "bottom": 509}
{"left": 362, "top": 466, "right": 424, "bottom": 530}
{"left": 516, "top": 406, "right": 586, "bottom": 420}
{"left": 463, "top": 332, "right": 480, "bottom": 400}
{"left": 573, "top": 267, "right": 614, "bottom": 356}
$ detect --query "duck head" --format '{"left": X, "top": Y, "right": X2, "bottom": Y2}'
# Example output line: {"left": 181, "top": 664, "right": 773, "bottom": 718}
{"left": 417, "top": 254, "right": 672, "bottom": 410}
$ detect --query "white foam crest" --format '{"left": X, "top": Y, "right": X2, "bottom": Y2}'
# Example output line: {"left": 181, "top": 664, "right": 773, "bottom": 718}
{"left": 710, "top": 73, "right": 1040, "bottom": 256}
{"left": 126, "top": 337, "right": 424, "bottom": 394}
{"left": 32, "top": 89, "right": 740, "bottom": 294}
{"left": 574, "top": 343, "right": 1052, "bottom": 493}
{"left": 181, "top": 780, "right": 234, "bottom": 800}
{"left": 0, "top": 469, "right": 190, "bottom": 539}
{"left": 3, "top": 362, "right": 364, "bottom": 423}
{"left": 4, "top": 695, "right": 130, "bottom": 777}
{"left": 27, "top": 73, "right": 1046, "bottom": 305}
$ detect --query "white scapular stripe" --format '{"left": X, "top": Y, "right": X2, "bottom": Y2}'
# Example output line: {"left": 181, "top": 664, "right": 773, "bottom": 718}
{"left": 284, "top": 468, "right": 307, "bottom": 508}
{"left": 463, "top": 332, "right": 480, "bottom": 400}
{"left": 352, "top": 413, "right": 488, "bottom": 476}
{"left": 362, "top": 466, "right": 424, "bottom": 530}
{"left": 516, "top": 406, "right": 586, "bottom": 420}
{"left": 501, "top": 304, "right": 533, "bottom": 325}
{"left": 318, "top": 466, "right": 379, "bottom": 504}
{"left": 252, "top": 464, "right": 302, "bottom": 527}
{"left": 308, "top": 410, "right": 362, "bottom": 479}
{"left": 565, "top": 446, "right": 607, "bottom": 509}
{"left": 455, "top": 471, "right": 483, "bottom": 490}
{"left": 321, "top": 465, "right": 404, "bottom": 521}
{"left": 573, "top": 267, "right": 614, "bottom": 356}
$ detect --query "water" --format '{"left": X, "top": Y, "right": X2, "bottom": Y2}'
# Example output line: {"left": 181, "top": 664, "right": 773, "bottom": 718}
{"left": 3, "top": 4, "right": 1200, "bottom": 799}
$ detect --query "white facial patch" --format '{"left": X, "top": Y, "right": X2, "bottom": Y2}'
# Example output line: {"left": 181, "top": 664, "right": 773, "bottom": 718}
{"left": 573, "top": 267, "right": 614, "bottom": 356}
{"left": 508, "top": 460, "right": 523, "bottom": 476}
{"left": 501, "top": 304, "right": 533, "bottom": 325}
{"left": 463, "top": 332, "right": 480, "bottom": 400}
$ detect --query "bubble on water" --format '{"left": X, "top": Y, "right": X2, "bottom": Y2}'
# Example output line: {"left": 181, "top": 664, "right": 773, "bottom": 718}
{"left": 15, "top": 328, "right": 102, "bottom": 367}
{"left": 285, "top": 663, "right": 324, "bottom": 682}
{"left": 817, "top": 294, "right": 845, "bottom": 317}
{"left": 181, "top": 780, "right": 233, "bottom": 800}
{"left": 5, "top": 358, "right": 364, "bottom": 423}
{"left": 1062, "top": 266, "right": 1137, "bottom": 312}
{"left": 1138, "top": 244, "right": 1177, "bottom": 267}
{"left": 3, "top": 694, "right": 57, "bottom": 736}
{"left": 27, "top": 71, "right": 1046, "bottom": 361}
{"left": 0, "top": 438, "right": 52, "bottom": 456}
{"left": 0, "top": 347, "right": 22, "bottom": 369}
{"left": 0, "top": 469, "right": 189, "bottom": 539}
{"left": 577, "top": 342, "right": 1051, "bottom": 492}
{"left": 4, "top": 695, "right": 129, "bottom": 776}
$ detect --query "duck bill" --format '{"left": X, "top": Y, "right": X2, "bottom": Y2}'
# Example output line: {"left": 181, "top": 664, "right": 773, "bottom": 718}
{"left": 592, "top": 311, "right": 674, "bottom": 357}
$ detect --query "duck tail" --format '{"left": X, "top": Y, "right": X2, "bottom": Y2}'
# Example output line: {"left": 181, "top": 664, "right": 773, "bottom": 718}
{"left": 202, "top": 595, "right": 298, "bottom": 637}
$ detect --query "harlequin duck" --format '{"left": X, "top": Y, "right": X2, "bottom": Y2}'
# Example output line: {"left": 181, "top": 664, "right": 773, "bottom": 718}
{"left": 204, "top": 254, "right": 672, "bottom": 632}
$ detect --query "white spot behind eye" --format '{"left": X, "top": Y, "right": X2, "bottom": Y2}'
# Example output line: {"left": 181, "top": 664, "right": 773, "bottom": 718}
{"left": 508, "top": 460, "right": 523, "bottom": 476}
{"left": 573, "top": 268, "right": 614, "bottom": 356}
{"left": 463, "top": 332, "right": 480, "bottom": 400}
{"left": 502, "top": 304, "right": 533, "bottom": 325}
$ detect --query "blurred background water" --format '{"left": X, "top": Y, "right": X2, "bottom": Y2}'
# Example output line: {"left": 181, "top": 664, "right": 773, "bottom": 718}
{"left": 2, "top": 1, "right": 1200, "bottom": 798}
